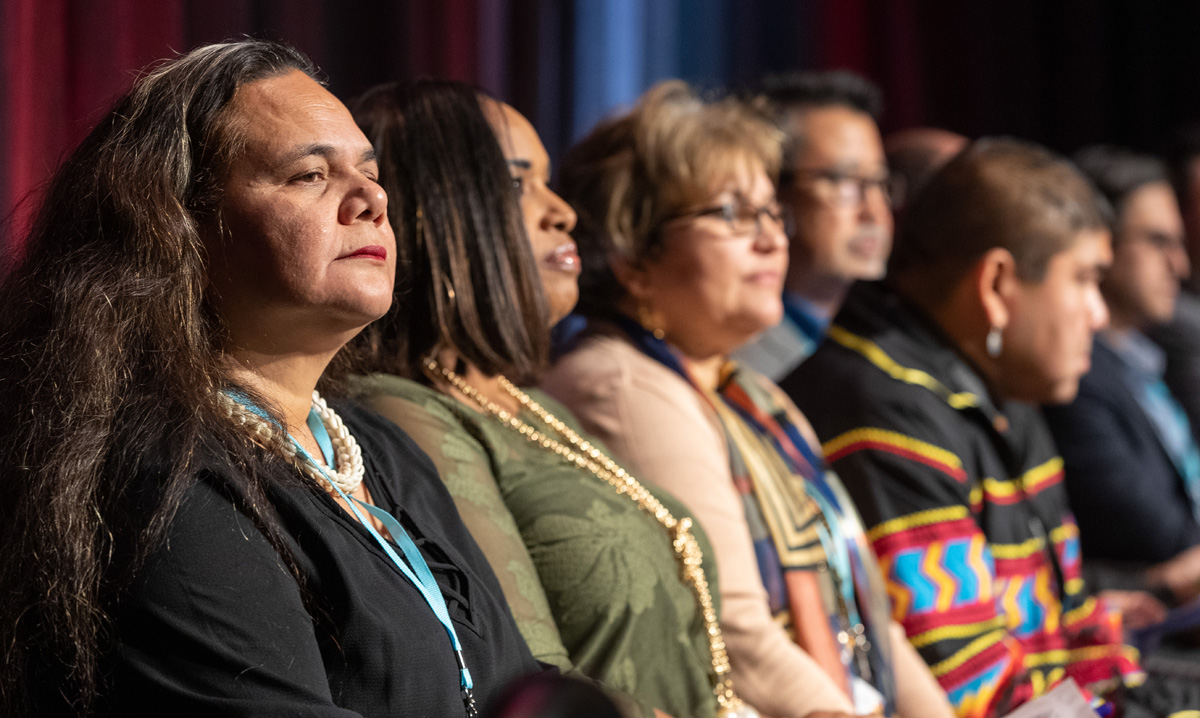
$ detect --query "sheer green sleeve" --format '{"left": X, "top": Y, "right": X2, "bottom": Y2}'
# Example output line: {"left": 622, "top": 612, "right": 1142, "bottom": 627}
{"left": 357, "top": 377, "right": 573, "bottom": 672}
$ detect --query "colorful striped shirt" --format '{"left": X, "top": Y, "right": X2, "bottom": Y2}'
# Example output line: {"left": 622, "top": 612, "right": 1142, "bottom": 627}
{"left": 784, "top": 282, "right": 1143, "bottom": 717}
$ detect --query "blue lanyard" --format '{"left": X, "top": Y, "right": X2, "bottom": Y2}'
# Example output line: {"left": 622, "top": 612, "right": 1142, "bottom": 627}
{"left": 231, "top": 393, "right": 476, "bottom": 714}
{"left": 803, "top": 483, "right": 863, "bottom": 631}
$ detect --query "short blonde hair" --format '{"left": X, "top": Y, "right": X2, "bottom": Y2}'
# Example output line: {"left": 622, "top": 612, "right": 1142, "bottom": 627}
{"left": 558, "top": 80, "right": 783, "bottom": 317}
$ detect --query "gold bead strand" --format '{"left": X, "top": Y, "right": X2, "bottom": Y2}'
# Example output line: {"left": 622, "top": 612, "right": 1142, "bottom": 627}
{"left": 424, "top": 359, "right": 756, "bottom": 718}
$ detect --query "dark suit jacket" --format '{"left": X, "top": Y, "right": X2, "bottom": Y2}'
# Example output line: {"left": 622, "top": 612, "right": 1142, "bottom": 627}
{"left": 1043, "top": 339, "right": 1200, "bottom": 565}
{"left": 1150, "top": 290, "right": 1200, "bottom": 448}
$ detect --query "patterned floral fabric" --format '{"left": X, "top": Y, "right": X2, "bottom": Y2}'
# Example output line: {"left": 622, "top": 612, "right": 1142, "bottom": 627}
{"left": 786, "top": 282, "right": 1145, "bottom": 717}
{"left": 354, "top": 374, "right": 720, "bottom": 718}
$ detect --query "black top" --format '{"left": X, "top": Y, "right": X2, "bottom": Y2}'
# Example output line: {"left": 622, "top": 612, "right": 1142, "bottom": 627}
{"left": 104, "top": 401, "right": 542, "bottom": 717}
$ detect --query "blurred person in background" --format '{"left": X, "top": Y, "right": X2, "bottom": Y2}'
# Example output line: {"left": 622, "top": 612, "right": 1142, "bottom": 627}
{"left": 883, "top": 127, "right": 967, "bottom": 217}
{"left": 1149, "top": 125, "right": 1200, "bottom": 451}
{"left": 734, "top": 71, "right": 893, "bottom": 382}
{"left": 1045, "top": 147, "right": 1200, "bottom": 597}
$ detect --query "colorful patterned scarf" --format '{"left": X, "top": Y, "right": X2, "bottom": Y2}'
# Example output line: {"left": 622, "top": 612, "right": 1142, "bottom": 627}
{"left": 613, "top": 317, "right": 896, "bottom": 711}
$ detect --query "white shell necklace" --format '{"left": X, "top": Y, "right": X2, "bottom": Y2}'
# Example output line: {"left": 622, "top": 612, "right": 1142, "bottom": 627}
{"left": 218, "top": 390, "right": 365, "bottom": 494}
{"left": 218, "top": 388, "right": 477, "bottom": 715}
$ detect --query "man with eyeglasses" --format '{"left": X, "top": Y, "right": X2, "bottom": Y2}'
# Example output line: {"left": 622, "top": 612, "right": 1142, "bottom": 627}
{"left": 734, "top": 70, "right": 892, "bottom": 381}
{"left": 1149, "top": 124, "right": 1200, "bottom": 450}
{"left": 1044, "top": 146, "right": 1200, "bottom": 597}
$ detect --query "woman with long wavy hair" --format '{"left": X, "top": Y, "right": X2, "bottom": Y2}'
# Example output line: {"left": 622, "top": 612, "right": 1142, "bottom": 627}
{"left": 0, "top": 40, "right": 539, "bottom": 717}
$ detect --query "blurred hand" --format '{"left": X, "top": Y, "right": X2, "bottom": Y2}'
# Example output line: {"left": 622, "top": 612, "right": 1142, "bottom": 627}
{"left": 1098, "top": 589, "right": 1168, "bottom": 630}
{"left": 1147, "top": 544, "right": 1200, "bottom": 602}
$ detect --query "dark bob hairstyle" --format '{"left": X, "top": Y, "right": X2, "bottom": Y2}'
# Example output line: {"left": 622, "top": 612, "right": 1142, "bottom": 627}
{"left": 350, "top": 80, "right": 550, "bottom": 383}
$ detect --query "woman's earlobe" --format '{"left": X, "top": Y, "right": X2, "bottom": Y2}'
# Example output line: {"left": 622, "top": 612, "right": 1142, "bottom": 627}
{"left": 610, "top": 251, "right": 652, "bottom": 300}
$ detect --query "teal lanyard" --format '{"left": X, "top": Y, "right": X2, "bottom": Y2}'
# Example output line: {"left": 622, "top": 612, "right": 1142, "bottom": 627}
{"left": 805, "top": 485, "right": 863, "bottom": 632}
{"left": 232, "top": 393, "right": 476, "bottom": 716}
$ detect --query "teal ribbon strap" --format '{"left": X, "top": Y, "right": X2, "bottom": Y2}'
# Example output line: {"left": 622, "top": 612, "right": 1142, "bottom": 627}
{"left": 228, "top": 392, "right": 476, "bottom": 715}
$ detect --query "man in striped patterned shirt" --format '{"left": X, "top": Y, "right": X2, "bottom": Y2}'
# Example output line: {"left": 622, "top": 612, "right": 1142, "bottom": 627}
{"left": 784, "top": 139, "right": 1178, "bottom": 716}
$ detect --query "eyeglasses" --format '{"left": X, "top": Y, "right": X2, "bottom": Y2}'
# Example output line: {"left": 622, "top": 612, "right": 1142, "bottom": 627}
{"left": 1125, "top": 228, "right": 1186, "bottom": 254}
{"left": 668, "top": 200, "right": 792, "bottom": 237}
{"left": 790, "top": 168, "right": 894, "bottom": 208}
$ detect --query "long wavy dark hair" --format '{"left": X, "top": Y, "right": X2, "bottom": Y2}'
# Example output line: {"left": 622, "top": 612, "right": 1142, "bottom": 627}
{"left": 0, "top": 39, "right": 324, "bottom": 716}
{"left": 349, "top": 80, "right": 550, "bottom": 384}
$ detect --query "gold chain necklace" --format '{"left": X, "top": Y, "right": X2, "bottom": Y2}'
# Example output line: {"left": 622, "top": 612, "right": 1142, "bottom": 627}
{"left": 424, "top": 358, "right": 757, "bottom": 718}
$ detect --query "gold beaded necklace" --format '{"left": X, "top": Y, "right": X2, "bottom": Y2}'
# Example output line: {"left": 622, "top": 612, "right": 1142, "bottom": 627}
{"left": 424, "top": 358, "right": 758, "bottom": 718}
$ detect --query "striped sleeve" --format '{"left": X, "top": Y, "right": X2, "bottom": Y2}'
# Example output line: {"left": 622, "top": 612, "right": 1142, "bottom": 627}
{"left": 824, "top": 423, "right": 1032, "bottom": 717}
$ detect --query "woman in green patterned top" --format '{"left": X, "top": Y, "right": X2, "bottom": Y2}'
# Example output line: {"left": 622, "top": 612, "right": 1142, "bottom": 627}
{"left": 349, "top": 81, "right": 746, "bottom": 718}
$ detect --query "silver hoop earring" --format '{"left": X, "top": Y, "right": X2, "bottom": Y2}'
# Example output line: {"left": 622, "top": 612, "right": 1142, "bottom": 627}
{"left": 986, "top": 326, "right": 1003, "bottom": 358}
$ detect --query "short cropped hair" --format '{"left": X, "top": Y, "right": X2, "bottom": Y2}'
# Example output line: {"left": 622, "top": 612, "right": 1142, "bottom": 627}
{"left": 891, "top": 138, "right": 1111, "bottom": 302}
{"left": 351, "top": 80, "right": 549, "bottom": 382}
{"left": 1074, "top": 145, "right": 1168, "bottom": 222}
{"left": 751, "top": 70, "right": 882, "bottom": 183}
{"left": 558, "top": 80, "right": 783, "bottom": 318}
{"left": 756, "top": 69, "right": 883, "bottom": 119}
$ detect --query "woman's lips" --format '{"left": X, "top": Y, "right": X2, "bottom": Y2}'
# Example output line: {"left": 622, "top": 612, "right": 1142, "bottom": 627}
{"left": 545, "top": 242, "right": 581, "bottom": 272}
{"left": 746, "top": 269, "right": 783, "bottom": 286}
{"left": 343, "top": 245, "right": 388, "bottom": 260}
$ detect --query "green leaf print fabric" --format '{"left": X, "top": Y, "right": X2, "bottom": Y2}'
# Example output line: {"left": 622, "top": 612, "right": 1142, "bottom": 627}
{"left": 354, "top": 374, "right": 720, "bottom": 718}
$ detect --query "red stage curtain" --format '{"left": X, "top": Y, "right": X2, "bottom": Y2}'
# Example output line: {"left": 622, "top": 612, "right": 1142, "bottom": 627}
{"left": 1, "top": 0, "right": 187, "bottom": 256}
{"left": 8, "top": 1, "right": 1200, "bottom": 260}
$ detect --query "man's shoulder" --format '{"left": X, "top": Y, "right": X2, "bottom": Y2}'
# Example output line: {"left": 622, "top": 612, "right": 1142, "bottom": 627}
{"left": 785, "top": 285, "right": 931, "bottom": 396}
{"left": 787, "top": 326, "right": 902, "bottom": 387}
{"left": 731, "top": 318, "right": 816, "bottom": 382}
{"left": 785, "top": 326, "right": 950, "bottom": 427}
